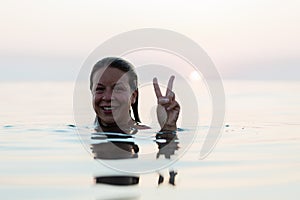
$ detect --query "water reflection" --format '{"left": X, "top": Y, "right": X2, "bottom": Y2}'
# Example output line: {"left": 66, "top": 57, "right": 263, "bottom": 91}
{"left": 94, "top": 176, "right": 139, "bottom": 186}
{"left": 92, "top": 140, "right": 139, "bottom": 160}
{"left": 91, "top": 132, "right": 140, "bottom": 186}
{"left": 156, "top": 132, "right": 179, "bottom": 159}
{"left": 91, "top": 130, "right": 179, "bottom": 188}
{"left": 156, "top": 132, "right": 179, "bottom": 186}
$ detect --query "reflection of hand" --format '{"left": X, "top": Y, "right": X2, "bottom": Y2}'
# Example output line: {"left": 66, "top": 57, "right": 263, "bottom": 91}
{"left": 156, "top": 132, "right": 179, "bottom": 159}
{"left": 153, "top": 76, "right": 180, "bottom": 131}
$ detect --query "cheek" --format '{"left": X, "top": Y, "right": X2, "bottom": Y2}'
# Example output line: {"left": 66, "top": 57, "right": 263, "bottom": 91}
{"left": 93, "top": 94, "right": 102, "bottom": 106}
{"left": 126, "top": 93, "right": 132, "bottom": 102}
{"left": 111, "top": 96, "right": 130, "bottom": 110}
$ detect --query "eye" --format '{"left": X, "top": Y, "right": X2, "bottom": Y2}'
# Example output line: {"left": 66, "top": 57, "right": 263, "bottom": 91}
{"left": 95, "top": 86, "right": 105, "bottom": 93}
{"left": 114, "top": 85, "right": 127, "bottom": 92}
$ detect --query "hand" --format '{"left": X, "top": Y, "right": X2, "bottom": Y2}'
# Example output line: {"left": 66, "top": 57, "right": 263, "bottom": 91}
{"left": 153, "top": 76, "right": 180, "bottom": 131}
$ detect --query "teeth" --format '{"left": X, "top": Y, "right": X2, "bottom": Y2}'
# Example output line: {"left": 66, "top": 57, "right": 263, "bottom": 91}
{"left": 103, "top": 107, "right": 113, "bottom": 110}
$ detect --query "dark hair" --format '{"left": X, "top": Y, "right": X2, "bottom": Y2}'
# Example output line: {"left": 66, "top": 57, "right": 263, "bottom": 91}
{"left": 90, "top": 57, "right": 141, "bottom": 123}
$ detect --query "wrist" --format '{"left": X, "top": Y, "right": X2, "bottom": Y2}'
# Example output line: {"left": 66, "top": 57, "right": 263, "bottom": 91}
{"left": 160, "top": 124, "right": 177, "bottom": 132}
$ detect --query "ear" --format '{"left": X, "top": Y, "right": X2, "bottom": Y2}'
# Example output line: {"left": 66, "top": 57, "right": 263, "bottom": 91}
{"left": 130, "top": 90, "right": 138, "bottom": 105}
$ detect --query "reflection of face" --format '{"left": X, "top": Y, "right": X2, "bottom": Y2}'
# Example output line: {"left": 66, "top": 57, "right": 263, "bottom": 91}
{"left": 91, "top": 67, "right": 137, "bottom": 126}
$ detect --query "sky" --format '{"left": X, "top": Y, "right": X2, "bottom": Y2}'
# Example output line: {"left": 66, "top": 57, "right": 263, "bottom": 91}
{"left": 0, "top": 0, "right": 299, "bottom": 81}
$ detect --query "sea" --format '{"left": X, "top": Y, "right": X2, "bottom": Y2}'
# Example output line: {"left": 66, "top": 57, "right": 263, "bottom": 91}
{"left": 1, "top": 80, "right": 300, "bottom": 200}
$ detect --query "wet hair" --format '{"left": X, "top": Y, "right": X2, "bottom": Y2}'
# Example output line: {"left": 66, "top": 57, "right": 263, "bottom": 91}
{"left": 90, "top": 57, "right": 141, "bottom": 123}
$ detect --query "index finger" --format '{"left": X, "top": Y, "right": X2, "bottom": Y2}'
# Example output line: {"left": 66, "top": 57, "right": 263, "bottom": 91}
{"left": 166, "top": 75, "right": 175, "bottom": 96}
{"left": 153, "top": 77, "right": 162, "bottom": 98}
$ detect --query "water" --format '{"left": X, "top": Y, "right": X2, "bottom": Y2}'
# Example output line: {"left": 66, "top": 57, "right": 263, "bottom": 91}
{"left": 1, "top": 81, "right": 300, "bottom": 199}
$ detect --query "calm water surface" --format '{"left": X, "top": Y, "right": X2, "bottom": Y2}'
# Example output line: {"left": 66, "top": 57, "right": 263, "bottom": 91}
{"left": 1, "top": 81, "right": 300, "bottom": 199}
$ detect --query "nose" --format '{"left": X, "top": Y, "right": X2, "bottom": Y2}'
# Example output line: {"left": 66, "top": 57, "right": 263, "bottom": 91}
{"left": 102, "top": 88, "right": 113, "bottom": 101}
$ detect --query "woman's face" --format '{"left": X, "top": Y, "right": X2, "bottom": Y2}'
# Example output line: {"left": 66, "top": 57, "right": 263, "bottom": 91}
{"left": 91, "top": 67, "right": 137, "bottom": 126}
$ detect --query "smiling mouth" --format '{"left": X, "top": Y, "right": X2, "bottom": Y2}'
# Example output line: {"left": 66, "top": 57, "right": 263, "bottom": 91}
{"left": 101, "top": 106, "right": 117, "bottom": 113}
{"left": 103, "top": 106, "right": 113, "bottom": 111}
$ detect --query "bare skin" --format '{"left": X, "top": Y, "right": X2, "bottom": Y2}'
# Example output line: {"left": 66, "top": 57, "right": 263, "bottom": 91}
{"left": 92, "top": 67, "right": 149, "bottom": 133}
{"left": 153, "top": 76, "right": 180, "bottom": 131}
{"left": 92, "top": 67, "right": 179, "bottom": 133}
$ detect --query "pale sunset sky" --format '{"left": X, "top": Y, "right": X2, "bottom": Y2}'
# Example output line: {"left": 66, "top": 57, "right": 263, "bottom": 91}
{"left": 0, "top": 0, "right": 299, "bottom": 81}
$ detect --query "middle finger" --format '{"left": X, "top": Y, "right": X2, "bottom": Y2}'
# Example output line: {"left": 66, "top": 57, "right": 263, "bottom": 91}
{"left": 166, "top": 75, "right": 175, "bottom": 97}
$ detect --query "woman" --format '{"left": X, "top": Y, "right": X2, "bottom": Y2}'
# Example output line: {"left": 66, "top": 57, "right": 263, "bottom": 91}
{"left": 90, "top": 57, "right": 180, "bottom": 134}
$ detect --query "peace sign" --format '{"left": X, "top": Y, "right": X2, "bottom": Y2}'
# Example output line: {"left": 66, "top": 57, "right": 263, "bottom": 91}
{"left": 153, "top": 76, "right": 180, "bottom": 131}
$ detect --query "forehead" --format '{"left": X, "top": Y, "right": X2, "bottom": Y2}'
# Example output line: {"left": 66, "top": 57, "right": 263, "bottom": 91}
{"left": 93, "top": 67, "right": 129, "bottom": 85}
